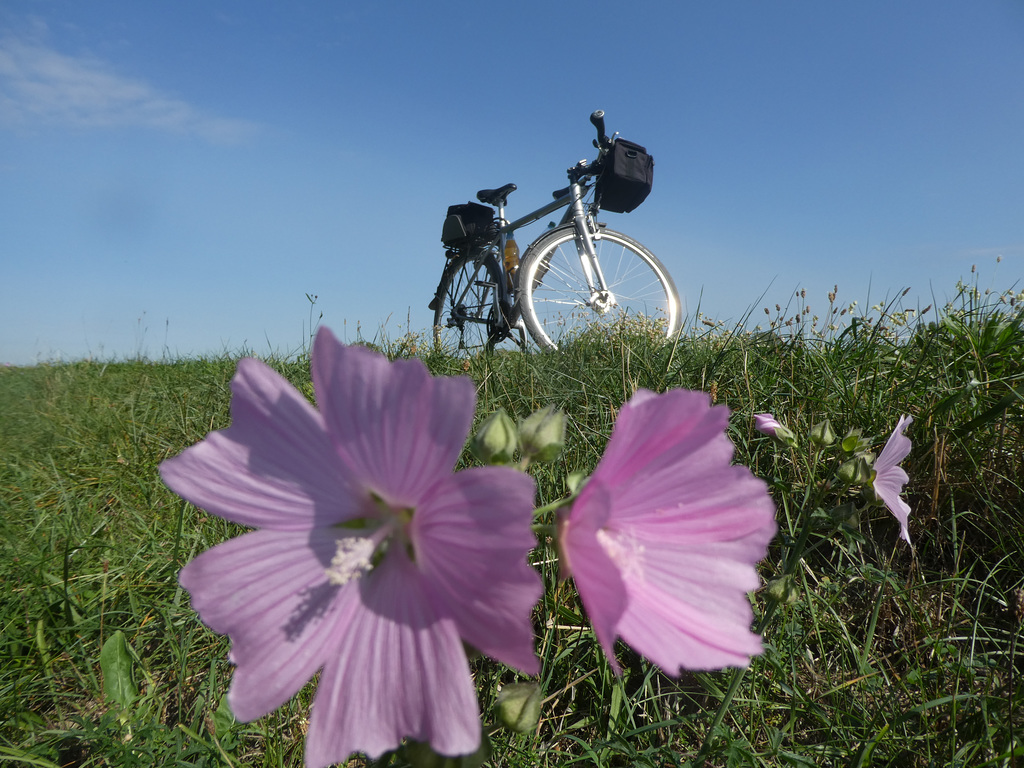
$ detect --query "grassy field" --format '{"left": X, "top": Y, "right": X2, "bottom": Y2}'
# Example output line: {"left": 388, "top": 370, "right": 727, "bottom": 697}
{"left": 2, "top": 275, "right": 1023, "bottom": 768}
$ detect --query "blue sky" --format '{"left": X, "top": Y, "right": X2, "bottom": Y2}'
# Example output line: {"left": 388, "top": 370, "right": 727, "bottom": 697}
{"left": 2, "top": 1, "right": 1022, "bottom": 365}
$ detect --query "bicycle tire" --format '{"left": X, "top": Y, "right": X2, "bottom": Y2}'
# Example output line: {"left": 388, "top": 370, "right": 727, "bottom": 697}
{"left": 517, "top": 225, "right": 681, "bottom": 350}
{"left": 432, "top": 252, "right": 506, "bottom": 353}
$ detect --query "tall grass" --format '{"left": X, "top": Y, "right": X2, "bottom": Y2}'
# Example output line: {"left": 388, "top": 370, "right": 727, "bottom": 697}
{"left": 2, "top": 274, "right": 1022, "bottom": 767}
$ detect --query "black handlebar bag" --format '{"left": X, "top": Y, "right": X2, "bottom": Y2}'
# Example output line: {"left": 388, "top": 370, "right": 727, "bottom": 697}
{"left": 596, "top": 139, "right": 654, "bottom": 213}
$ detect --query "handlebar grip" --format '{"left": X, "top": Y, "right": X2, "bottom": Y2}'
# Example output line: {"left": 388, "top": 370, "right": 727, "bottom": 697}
{"left": 590, "top": 110, "right": 608, "bottom": 145}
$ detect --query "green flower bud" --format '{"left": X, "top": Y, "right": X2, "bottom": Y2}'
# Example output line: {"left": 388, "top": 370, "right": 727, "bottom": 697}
{"left": 774, "top": 425, "right": 799, "bottom": 448}
{"left": 494, "top": 682, "right": 543, "bottom": 734}
{"left": 518, "top": 405, "right": 566, "bottom": 463}
{"left": 470, "top": 409, "right": 518, "bottom": 465}
{"left": 765, "top": 574, "right": 800, "bottom": 605}
{"left": 809, "top": 418, "right": 836, "bottom": 447}
{"left": 837, "top": 454, "right": 873, "bottom": 486}
{"left": 841, "top": 429, "right": 871, "bottom": 455}
{"left": 566, "top": 470, "right": 588, "bottom": 496}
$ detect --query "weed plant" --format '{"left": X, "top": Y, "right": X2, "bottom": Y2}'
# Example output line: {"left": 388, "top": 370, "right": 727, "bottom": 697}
{"left": 2, "top": 274, "right": 1022, "bottom": 767}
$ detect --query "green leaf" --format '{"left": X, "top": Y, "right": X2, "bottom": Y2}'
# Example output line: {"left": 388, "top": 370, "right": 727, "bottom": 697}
{"left": 952, "top": 386, "right": 1023, "bottom": 438}
{"left": 100, "top": 631, "right": 138, "bottom": 709}
{"left": 494, "top": 682, "right": 543, "bottom": 733}
{"left": 213, "top": 693, "right": 236, "bottom": 738}
{"left": 0, "top": 745, "right": 62, "bottom": 767}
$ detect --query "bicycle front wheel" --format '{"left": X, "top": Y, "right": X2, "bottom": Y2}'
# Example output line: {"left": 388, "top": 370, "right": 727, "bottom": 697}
{"left": 432, "top": 252, "right": 505, "bottom": 353}
{"left": 517, "top": 226, "right": 681, "bottom": 350}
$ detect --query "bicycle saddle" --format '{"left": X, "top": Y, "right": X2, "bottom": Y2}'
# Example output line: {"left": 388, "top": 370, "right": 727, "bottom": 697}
{"left": 476, "top": 184, "right": 517, "bottom": 207}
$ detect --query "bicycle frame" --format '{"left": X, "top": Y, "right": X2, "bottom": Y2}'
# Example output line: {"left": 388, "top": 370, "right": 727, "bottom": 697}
{"left": 471, "top": 168, "right": 610, "bottom": 333}
{"left": 503, "top": 169, "right": 610, "bottom": 301}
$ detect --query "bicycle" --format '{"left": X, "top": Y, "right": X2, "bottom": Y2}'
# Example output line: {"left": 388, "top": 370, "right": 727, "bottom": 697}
{"left": 429, "top": 110, "right": 682, "bottom": 352}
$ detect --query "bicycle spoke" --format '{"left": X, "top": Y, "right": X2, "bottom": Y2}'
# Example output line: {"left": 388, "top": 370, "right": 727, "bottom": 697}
{"left": 432, "top": 254, "right": 505, "bottom": 353}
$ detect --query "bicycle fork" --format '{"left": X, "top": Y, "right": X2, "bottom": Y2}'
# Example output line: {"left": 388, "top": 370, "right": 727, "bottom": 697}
{"left": 570, "top": 205, "right": 616, "bottom": 316}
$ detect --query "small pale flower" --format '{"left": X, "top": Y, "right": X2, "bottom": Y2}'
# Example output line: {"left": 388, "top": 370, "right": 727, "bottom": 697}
{"left": 160, "top": 328, "right": 541, "bottom": 767}
{"left": 872, "top": 415, "right": 914, "bottom": 545}
{"left": 754, "top": 413, "right": 783, "bottom": 436}
{"left": 754, "top": 413, "right": 797, "bottom": 447}
{"left": 559, "top": 390, "right": 777, "bottom": 674}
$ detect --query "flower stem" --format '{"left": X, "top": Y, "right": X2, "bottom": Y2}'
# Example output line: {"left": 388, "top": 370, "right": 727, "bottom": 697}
{"left": 531, "top": 523, "right": 556, "bottom": 538}
{"left": 532, "top": 496, "right": 574, "bottom": 520}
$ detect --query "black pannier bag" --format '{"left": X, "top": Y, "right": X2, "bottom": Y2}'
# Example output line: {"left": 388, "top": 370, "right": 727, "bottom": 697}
{"left": 596, "top": 139, "right": 654, "bottom": 213}
{"left": 441, "top": 202, "right": 496, "bottom": 247}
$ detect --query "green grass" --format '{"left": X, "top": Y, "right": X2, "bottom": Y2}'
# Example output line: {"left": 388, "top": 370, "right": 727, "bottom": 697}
{"left": 2, "top": 274, "right": 1022, "bottom": 767}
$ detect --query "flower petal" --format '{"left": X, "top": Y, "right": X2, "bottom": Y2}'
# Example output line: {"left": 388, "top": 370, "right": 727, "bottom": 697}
{"left": 612, "top": 526, "right": 768, "bottom": 671}
{"left": 594, "top": 391, "right": 748, "bottom": 521}
{"left": 412, "top": 467, "right": 542, "bottom": 674}
{"left": 312, "top": 328, "right": 476, "bottom": 507}
{"left": 305, "top": 553, "right": 480, "bottom": 766}
{"left": 754, "top": 413, "right": 781, "bottom": 436}
{"left": 160, "top": 357, "right": 366, "bottom": 530}
{"left": 875, "top": 415, "right": 913, "bottom": 474}
{"left": 874, "top": 464, "right": 912, "bottom": 544}
{"left": 618, "top": 463, "right": 777, "bottom": 547}
{"left": 596, "top": 390, "right": 731, "bottom": 497}
{"left": 562, "top": 482, "right": 630, "bottom": 672}
{"left": 179, "top": 528, "right": 355, "bottom": 721}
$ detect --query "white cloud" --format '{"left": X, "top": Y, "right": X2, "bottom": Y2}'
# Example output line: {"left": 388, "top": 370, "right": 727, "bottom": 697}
{"left": 0, "top": 36, "right": 257, "bottom": 143}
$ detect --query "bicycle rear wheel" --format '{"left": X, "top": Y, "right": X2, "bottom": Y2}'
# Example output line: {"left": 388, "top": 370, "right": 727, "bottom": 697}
{"left": 517, "top": 226, "right": 681, "bottom": 350}
{"left": 432, "top": 252, "right": 505, "bottom": 353}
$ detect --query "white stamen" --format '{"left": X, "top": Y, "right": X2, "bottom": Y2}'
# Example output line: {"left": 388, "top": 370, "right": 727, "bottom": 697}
{"left": 325, "top": 536, "right": 377, "bottom": 586}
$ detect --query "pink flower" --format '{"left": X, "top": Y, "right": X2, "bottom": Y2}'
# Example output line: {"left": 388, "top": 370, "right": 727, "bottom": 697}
{"left": 754, "top": 413, "right": 783, "bottom": 436}
{"left": 160, "top": 328, "right": 541, "bottom": 767}
{"left": 754, "top": 412, "right": 797, "bottom": 447}
{"left": 559, "top": 389, "right": 777, "bottom": 674}
{"left": 872, "top": 415, "right": 914, "bottom": 545}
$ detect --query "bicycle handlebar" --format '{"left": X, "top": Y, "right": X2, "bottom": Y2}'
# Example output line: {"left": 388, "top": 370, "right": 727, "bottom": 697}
{"left": 590, "top": 110, "right": 607, "bottom": 144}
{"left": 560, "top": 110, "right": 618, "bottom": 189}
